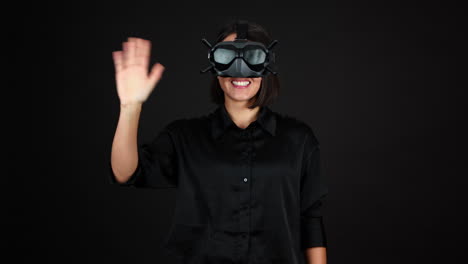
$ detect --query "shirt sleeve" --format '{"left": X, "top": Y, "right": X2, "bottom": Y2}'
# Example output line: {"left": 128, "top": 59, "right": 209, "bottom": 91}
{"left": 300, "top": 129, "right": 328, "bottom": 249}
{"left": 108, "top": 121, "right": 179, "bottom": 189}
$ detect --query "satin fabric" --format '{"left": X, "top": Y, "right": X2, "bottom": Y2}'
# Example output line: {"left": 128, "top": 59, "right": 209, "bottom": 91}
{"left": 109, "top": 104, "right": 328, "bottom": 264}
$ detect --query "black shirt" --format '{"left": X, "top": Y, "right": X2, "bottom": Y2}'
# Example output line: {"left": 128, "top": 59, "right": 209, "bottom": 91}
{"left": 108, "top": 104, "right": 328, "bottom": 264}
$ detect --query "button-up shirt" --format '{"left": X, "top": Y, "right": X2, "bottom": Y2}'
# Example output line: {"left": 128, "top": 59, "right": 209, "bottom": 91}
{"left": 108, "top": 104, "right": 329, "bottom": 264}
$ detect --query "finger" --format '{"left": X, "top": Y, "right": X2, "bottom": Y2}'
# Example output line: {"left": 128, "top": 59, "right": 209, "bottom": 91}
{"left": 134, "top": 38, "right": 145, "bottom": 66}
{"left": 148, "top": 63, "right": 165, "bottom": 87}
{"left": 126, "top": 37, "right": 137, "bottom": 66}
{"left": 140, "top": 39, "right": 151, "bottom": 69}
{"left": 122, "top": 41, "right": 129, "bottom": 68}
{"left": 112, "top": 51, "right": 124, "bottom": 73}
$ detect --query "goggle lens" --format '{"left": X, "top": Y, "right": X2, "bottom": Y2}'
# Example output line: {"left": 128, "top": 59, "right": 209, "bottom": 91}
{"left": 244, "top": 48, "right": 266, "bottom": 65}
{"left": 213, "top": 48, "right": 236, "bottom": 64}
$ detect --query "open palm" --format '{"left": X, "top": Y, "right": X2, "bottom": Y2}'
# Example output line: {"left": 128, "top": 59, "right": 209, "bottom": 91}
{"left": 112, "top": 37, "right": 165, "bottom": 105}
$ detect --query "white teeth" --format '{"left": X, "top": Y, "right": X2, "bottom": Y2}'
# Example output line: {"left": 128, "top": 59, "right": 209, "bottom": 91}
{"left": 232, "top": 81, "right": 250, "bottom": 86}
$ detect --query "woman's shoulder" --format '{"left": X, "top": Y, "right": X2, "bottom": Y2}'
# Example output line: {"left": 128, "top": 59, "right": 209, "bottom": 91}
{"left": 274, "top": 110, "right": 318, "bottom": 141}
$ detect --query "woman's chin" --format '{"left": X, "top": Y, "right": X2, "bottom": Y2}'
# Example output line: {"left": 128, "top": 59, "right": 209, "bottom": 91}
{"left": 229, "top": 94, "right": 256, "bottom": 102}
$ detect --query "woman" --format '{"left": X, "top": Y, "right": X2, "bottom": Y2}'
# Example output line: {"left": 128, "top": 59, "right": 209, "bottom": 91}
{"left": 109, "top": 20, "right": 328, "bottom": 264}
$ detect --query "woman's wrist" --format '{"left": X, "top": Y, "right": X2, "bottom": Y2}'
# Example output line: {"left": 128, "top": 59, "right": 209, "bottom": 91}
{"left": 120, "top": 102, "right": 142, "bottom": 111}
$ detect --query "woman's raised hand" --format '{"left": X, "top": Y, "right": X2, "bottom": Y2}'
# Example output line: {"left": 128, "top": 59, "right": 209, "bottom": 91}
{"left": 112, "top": 37, "right": 165, "bottom": 106}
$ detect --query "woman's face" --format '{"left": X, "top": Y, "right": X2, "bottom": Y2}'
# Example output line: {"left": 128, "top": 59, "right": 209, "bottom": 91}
{"left": 217, "top": 33, "right": 262, "bottom": 104}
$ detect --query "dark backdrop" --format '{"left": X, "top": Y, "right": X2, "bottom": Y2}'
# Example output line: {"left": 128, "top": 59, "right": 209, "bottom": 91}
{"left": 12, "top": 1, "right": 466, "bottom": 264}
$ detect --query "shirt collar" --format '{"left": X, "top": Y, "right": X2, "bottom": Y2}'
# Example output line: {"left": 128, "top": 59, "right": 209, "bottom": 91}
{"left": 210, "top": 104, "right": 277, "bottom": 140}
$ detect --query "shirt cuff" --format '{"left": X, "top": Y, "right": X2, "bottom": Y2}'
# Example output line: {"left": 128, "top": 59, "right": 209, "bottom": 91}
{"left": 301, "top": 216, "right": 327, "bottom": 249}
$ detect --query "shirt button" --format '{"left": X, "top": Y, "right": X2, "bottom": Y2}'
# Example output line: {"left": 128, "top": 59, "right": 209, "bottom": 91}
{"left": 243, "top": 177, "right": 248, "bottom": 182}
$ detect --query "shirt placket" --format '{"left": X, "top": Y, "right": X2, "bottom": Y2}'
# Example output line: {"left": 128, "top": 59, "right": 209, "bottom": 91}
{"left": 235, "top": 127, "right": 256, "bottom": 261}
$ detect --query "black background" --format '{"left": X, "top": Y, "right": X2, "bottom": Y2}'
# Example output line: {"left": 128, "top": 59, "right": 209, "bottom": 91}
{"left": 12, "top": 1, "right": 466, "bottom": 263}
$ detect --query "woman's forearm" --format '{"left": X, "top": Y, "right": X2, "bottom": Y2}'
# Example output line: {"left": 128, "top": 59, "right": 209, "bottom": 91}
{"left": 110, "top": 103, "right": 142, "bottom": 183}
{"left": 305, "top": 246, "right": 327, "bottom": 264}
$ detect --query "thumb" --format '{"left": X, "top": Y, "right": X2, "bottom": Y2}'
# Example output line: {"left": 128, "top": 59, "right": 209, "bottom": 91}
{"left": 148, "top": 63, "right": 165, "bottom": 87}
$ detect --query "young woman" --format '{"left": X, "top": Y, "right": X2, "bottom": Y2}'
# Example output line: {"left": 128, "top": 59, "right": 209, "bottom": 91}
{"left": 109, "top": 20, "right": 328, "bottom": 264}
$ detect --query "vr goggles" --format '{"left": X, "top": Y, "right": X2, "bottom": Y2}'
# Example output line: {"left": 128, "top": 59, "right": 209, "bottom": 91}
{"left": 200, "top": 20, "right": 278, "bottom": 78}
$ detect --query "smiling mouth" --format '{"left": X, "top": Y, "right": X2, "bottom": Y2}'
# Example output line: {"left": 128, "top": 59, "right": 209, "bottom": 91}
{"left": 231, "top": 80, "right": 251, "bottom": 88}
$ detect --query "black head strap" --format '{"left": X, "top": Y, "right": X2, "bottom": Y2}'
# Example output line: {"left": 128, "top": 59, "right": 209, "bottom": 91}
{"left": 235, "top": 20, "right": 248, "bottom": 40}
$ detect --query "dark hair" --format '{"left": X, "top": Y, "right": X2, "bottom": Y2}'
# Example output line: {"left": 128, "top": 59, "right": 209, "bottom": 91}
{"left": 209, "top": 19, "right": 280, "bottom": 109}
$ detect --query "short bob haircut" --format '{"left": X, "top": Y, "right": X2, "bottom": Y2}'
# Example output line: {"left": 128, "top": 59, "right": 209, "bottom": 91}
{"left": 209, "top": 19, "right": 280, "bottom": 109}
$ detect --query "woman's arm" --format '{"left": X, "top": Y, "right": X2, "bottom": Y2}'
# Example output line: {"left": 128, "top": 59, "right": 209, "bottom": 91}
{"left": 305, "top": 246, "right": 327, "bottom": 264}
{"left": 110, "top": 37, "right": 165, "bottom": 183}
{"left": 300, "top": 129, "right": 328, "bottom": 264}
{"left": 110, "top": 103, "right": 142, "bottom": 183}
